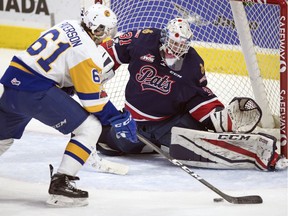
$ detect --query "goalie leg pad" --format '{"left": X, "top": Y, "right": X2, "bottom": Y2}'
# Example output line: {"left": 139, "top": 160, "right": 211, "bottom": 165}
{"left": 170, "top": 127, "right": 279, "bottom": 171}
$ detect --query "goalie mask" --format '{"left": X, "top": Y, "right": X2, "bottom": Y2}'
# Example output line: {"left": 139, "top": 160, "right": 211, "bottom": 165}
{"left": 160, "top": 18, "right": 193, "bottom": 70}
{"left": 82, "top": 4, "right": 117, "bottom": 45}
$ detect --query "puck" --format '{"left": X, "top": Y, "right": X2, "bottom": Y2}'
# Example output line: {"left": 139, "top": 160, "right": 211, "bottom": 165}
{"left": 213, "top": 198, "right": 224, "bottom": 202}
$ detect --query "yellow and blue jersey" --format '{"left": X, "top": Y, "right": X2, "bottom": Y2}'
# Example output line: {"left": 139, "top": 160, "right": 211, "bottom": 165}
{"left": 0, "top": 20, "right": 115, "bottom": 114}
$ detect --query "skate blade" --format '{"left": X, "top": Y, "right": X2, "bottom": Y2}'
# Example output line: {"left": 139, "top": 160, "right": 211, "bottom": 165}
{"left": 46, "top": 195, "right": 88, "bottom": 207}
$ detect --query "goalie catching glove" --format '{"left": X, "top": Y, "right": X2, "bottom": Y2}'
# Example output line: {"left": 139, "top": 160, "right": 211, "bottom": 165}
{"left": 210, "top": 97, "right": 262, "bottom": 133}
{"left": 108, "top": 109, "right": 138, "bottom": 143}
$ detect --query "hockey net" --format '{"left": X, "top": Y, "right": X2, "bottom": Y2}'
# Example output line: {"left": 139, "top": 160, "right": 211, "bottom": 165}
{"left": 87, "top": 0, "right": 288, "bottom": 158}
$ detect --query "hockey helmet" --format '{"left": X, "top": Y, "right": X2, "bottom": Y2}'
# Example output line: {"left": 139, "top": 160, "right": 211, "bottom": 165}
{"left": 82, "top": 4, "right": 117, "bottom": 44}
{"left": 160, "top": 18, "right": 193, "bottom": 59}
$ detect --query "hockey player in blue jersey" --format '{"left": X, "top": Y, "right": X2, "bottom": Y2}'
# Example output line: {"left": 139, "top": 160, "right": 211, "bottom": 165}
{"left": 0, "top": 4, "right": 137, "bottom": 206}
{"left": 99, "top": 17, "right": 287, "bottom": 171}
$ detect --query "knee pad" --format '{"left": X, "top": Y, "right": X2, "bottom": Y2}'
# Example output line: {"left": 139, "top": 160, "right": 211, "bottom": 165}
{"left": 73, "top": 115, "right": 102, "bottom": 148}
{"left": 58, "top": 116, "right": 102, "bottom": 176}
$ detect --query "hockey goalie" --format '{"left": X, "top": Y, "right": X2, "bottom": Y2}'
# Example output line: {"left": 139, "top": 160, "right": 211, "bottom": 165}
{"left": 99, "top": 97, "right": 288, "bottom": 171}
{"left": 98, "top": 17, "right": 287, "bottom": 171}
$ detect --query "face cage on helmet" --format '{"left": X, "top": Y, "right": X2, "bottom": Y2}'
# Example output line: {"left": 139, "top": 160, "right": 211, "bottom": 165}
{"left": 164, "top": 32, "right": 191, "bottom": 58}
{"left": 92, "top": 25, "right": 117, "bottom": 45}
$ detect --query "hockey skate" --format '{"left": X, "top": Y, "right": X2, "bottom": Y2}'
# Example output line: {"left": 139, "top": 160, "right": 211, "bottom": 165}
{"left": 46, "top": 165, "right": 88, "bottom": 207}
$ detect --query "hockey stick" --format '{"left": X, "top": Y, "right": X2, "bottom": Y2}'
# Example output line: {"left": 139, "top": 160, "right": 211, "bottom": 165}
{"left": 137, "top": 133, "right": 263, "bottom": 204}
{"left": 79, "top": 0, "right": 124, "bottom": 175}
{"left": 88, "top": 146, "right": 129, "bottom": 175}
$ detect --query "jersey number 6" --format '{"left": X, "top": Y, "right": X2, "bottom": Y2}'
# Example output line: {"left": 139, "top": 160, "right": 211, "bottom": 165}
{"left": 27, "top": 29, "right": 70, "bottom": 72}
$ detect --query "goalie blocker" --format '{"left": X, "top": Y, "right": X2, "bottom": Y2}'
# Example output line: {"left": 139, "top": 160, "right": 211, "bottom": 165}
{"left": 170, "top": 127, "right": 287, "bottom": 171}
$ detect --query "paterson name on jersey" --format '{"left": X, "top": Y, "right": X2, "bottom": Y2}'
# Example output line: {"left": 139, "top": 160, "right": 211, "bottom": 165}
{"left": 0, "top": 20, "right": 111, "bottom": 114}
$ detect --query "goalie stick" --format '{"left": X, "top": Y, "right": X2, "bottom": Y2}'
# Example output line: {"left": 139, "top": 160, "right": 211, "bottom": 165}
{"left": 136, "top": 133, "right": 263, "bottom": 204}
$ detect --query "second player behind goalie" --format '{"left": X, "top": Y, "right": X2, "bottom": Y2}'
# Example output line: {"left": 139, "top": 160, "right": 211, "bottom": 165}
{"left": 99, "top": 17, "right": 287, "bottom": 171}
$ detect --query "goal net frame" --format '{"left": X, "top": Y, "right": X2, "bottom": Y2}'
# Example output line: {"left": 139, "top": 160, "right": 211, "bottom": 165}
{"left": 88, "top": 0, "right": 288, "bottom": 158}
{"left": 232, "top": 0, "right": 287, "bottom": 159}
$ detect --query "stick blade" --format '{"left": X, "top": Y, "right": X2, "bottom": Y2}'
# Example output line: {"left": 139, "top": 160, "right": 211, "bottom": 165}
{"left": 225, "top": 195, "right": 263, "bottom": 204}
{"left": 88, "top": 148, "right": 129, "bottom": 175}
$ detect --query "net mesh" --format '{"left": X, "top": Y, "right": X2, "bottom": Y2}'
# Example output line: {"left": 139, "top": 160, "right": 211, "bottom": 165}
{"left": 100, "top": 0, "right": 280, "bottom": 121}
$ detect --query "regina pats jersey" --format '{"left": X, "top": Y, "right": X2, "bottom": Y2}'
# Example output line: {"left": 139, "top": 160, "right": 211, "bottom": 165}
{"left": 102, "top": 28, "right": 224, "bottom": 123}
{"left": 0, "top": 20, "right": 114, "bottom": 114}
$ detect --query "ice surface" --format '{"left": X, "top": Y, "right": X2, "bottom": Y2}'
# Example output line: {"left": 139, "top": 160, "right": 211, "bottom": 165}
{"left": 0, "top": 49, "right": 287, "bottom": 216}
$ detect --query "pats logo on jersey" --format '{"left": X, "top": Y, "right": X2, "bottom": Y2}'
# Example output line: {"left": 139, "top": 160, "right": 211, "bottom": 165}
{"left": 136, "top": 65, "right": 175, "bottom": 95}
{"left": 140, "top": 54, "right": 155, "bottom": 63}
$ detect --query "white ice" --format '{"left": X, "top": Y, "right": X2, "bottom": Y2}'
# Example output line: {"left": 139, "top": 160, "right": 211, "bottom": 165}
{"left": 0, "top": 48, "right": 287, "bottom": 216}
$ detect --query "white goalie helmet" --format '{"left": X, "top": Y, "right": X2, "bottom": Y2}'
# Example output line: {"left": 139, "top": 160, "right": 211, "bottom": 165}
{"left": 82, "top": 4, "right": 117, "bottom": 44}
{"left": 160, "top": 18, "right": 193, "bottom": 70}
{"left": 161, "top": 18, "right": 193, "bottom": 59}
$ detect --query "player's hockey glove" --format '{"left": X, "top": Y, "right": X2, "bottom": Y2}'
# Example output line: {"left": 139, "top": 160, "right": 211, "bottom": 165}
{"left": 108, "top": 109, "right": 138, "bottom": 143}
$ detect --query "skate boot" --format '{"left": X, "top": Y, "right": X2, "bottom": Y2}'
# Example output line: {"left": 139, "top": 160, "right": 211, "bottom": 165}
{"left": 46, "top": 164, "right": 88, "bottom": 207}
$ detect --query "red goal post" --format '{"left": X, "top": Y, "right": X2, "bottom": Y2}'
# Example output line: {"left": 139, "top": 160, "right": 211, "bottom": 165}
{"left": 90, "top": 0, "right": 288, "bottom": 158}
